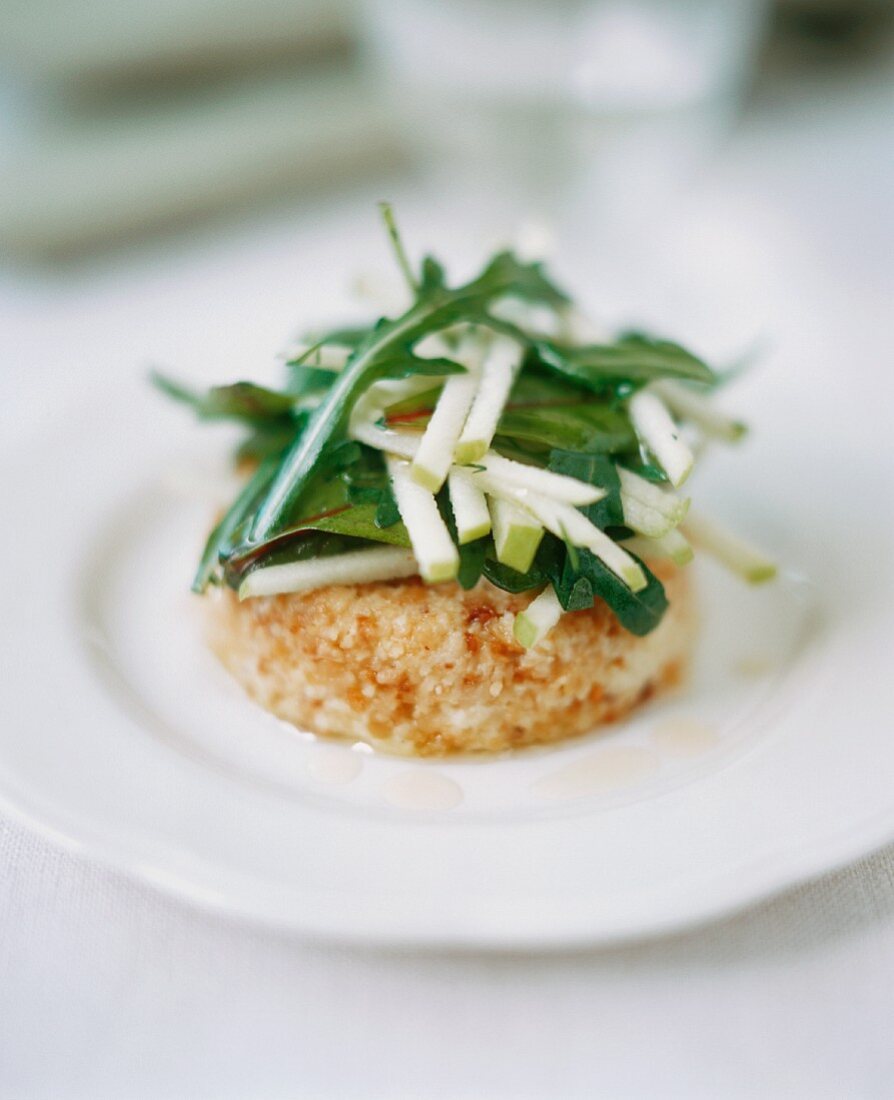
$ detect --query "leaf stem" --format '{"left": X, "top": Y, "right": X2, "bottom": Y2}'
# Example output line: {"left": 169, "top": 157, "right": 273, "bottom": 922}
{"left": 378, "top": 201, "right": 418, "bottom": 295}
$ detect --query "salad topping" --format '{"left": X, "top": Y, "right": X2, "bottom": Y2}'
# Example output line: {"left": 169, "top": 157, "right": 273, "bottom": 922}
{"left": 155, "top": 206, "right": 775, "bottom": 647}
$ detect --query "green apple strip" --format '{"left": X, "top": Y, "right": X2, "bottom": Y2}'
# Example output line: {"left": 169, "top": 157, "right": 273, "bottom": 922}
{"left": 559, "top": 305, "right": 611, "bottom": 344}
{"left": 490, "top": 497, "right": 544, "bottom": 574}
{"left": 624, "top": 529, "right": 694, "bottom": 567}
{"left": 350, "top": 419, "right": 420, "bottom": 460}
{"left": 619, "top": 467, "right": 689, "bottom": 538}
{"left": 351, "top": 374, "right": 448, "bottom": 432}
{"left": 683, "top": 512, "right": 776, "bottom": 583}
{"left": 652, "top": 380, "right": 746, "bottom": 443}
{"left": 649, "top": 528, "right": 694, "bottom": 565}
{"left": 348, "top": 376, "right": 443, "bottom": 459}
{"left": 447, "top": 470, "right": 491, "bottom": 544}
{"left": 352, "top": 271, "right": 411, "bottom": 315}
{"left": 387, "top": 457, "right": 459, "bottom": 582}
{"left": 617, "top": 466, "right": 689, "bottom": 521}
{"left": 410, "top": 369, "right": 480, "bottom": 492}
{"left": 489, "top": 297, "right": 561, "bottom": 340}
{"left": 472, "top": 453, "right": 606, "bottom": 507}
{"left": 620, "top": 493, "right": 680, "bottom": 538}
{"left": 628, "top": 388, "right": 694, "bottom": 487}
{"left": 454, "top": 335, "right": 523, "bottom": 463}
{"left": 490, "top": 485, "right": 647, "bottom": 591}
{"left": 239, "top": 546, "right": 417, "bottom": 600}
{"left": 513, "top": 585, "right": 564, "bottom": 648}
{"left": 352, "top": 417, "right": 606, "bottom": 509}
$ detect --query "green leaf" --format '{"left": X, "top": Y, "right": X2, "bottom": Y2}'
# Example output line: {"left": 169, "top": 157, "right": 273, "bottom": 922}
{"left": 547, "top": 451, "right": 623, "bottom": 529}
{"left": 225, "top": 446, "right": 410, "bottom": 579}
{"left": 548, "top": 548, "right": 668, "bottom": 635}
{"left": 243, "top": 251, "right": 569, "bottom": 546}
{"left": 420, "top": 255, "right": 446, "bottom": 292}
{"left": 375, "top": 353, "right": 466, "bottom": 379}
{"left": 534, "top": 333, "right": 715, "bottom": 389}
{"left": 340, "top": 452, "right": 401, "bottom": 528}
{"left": 151, "top": 371, "right": 296, "bottom": 424}
{"left": 440, "top": 491, "right": 487, "bottom": 590}
{"left": 285, "top": 364, "right": 342, "bottom": 398}
{"left": 379, "top": 201, "right": 419, "bottom": 293}
{"left": 481, "top": 557, "right": 547, "bottom": 593}
{"left": 479, "top": 535, "right": 561, "bottom": 594}
{"left": 473, "top": 250, "right": 569, "bottom": 308}
{"left": 303, "top": 504, "right": 409, "bottom": 546}
{"left": 316, "top": 438, "right": 364, "bottom": 475}
{"left": 495, "top": 403, "right": 635, "bottom": 455}
{"left": 235, "top": 419, "right": 306, "bottom": 463}
{"left": 619, "top": 457, "right": 669, "bottom": 484}
{"left": 455, "top": 539, "right": 486, "bottom": 590}
{"left": 287, "top": 327, "right": 371, "bottom": 360}
{"left": 384, "top": 371, "right": 637, "bottom": 455}
{"left": 383, "top": 384, "right": 443, "bottom": 422}
{"left": 191, "top": 456, "right": 279, "bottom": 592}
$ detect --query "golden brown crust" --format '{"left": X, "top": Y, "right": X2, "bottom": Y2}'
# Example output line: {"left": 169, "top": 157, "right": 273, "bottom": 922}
{"left": 205, "top": 561, "right": 695, "bottom": 756}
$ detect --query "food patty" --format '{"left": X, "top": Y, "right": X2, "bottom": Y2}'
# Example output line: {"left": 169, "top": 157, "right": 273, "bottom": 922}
{"left": 206, "top": 559, "right": 695, "bottom": 756}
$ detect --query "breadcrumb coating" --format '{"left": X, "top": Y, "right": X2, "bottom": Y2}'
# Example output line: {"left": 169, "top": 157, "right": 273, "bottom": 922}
{"left": 206, "top": 561, "right": 695, "bottom": 756}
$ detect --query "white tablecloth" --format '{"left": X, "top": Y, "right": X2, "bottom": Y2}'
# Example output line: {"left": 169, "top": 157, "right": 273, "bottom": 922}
{"left": 2, "top": 815, "right": 893, "bottom": 1100}
{"left": 2, "top": 61, "right": 893, "bottom": 1100}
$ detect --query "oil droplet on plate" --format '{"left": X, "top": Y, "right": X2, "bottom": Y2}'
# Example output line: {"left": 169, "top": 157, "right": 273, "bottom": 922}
{"left": 306, "top": 744, "right": 363, "bottom": 785}
{"left": 382, "top": 769, "right": 464, "bottom": 811}
{"left": 734, "top": 655, "right": 773, "bottom": 678}
{"left": 651, "top": 717, "right": 719, "bottom": 757}
{"left": 531, "top": 746, "right": 661, "bottom": 802}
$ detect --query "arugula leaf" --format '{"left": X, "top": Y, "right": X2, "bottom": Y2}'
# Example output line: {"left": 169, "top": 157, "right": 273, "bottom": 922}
{"left": 285, "top": 327, "right": 372, "bottom": 364}
{"left": 479, "top": 535, "right": 562, "bottom": 593}
{"left": 440, "top": 492, "right": 487, "bottom": 590}
{"left": 191, "top": 455, "right": 280, "bottom": 592}
{"left": 481, "top": 558, "right": 547, "bottom": 593}
{"left": 456, "top": 539, "right": 487, "bottom": 590}
{"left": 534, "top": 333, "right": 715, "bottom": 389}
{"left": 619, "top": 456, "right": 669, "bottom": 483}
{"left": 243, "top": 251, "right": 569, "bottom": 547}
{"left": 302, "top": 505, "right": 409, "bottom": 545}
{"left": 340, "top": 451, "right": 401, "bottom": 528}
{"left": 471, "top": 251, "right": 569, "bottom": 309}
{"left": 379, "top": 200, "right": 419, "bottom": 292}
{"left": 384, "top": 371, "right": 637, "bottom": 454}
{"left": 496, "top": 404, "right": 634, "bottom": 455}
{"left": 547, "top": 451, "right": 624, "bottom": 529}
{"left": 151, "top": 371, "right": 296, "bottom": 424}
{"left": 375, "top": 354, "right": 466, "bottom": 379}
{"left": 383, "top": 385, "right": 442, "bottom": 422}
{"left": 285, "top": 364, "right": 342, "bottom": 399}
{"left": 225, "top": 446, "right": 411, "bottom": 577}
{"left": 548, "top": 548, "right": 668, "bottom": 635}
{"left": 235, "top": 419, "right": 306, "bottom": 463}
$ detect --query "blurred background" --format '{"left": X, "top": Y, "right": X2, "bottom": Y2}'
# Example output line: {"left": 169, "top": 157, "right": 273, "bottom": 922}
{"left": 1, "top": 0, "right": 893, "bottom": 392}
{"left": 2, "top": 8, "right": 894, "bottom": 1096}
{"left": 1, "top": 0, "right": 892, "bottom": 261}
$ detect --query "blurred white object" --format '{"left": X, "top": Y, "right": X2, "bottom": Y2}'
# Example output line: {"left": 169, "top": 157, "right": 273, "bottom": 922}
{"left": 0, "top": 0, "right": 401, "bottom": 260}
{"left": 0, "top": 73, "right": 398, "bottom": 259}
{"left": 365, "top": 0, "right": 768, "bottom": 245}
{"left": 1, "top": 0, "right": 354, "bottom": 87}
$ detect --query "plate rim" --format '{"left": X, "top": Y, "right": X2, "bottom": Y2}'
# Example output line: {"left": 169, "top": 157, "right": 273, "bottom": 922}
{"left": 0, "top": 770, "right": 892, "bottom": 949}
{"left": 2, "top": 378, "right": 893, "bottom": 950}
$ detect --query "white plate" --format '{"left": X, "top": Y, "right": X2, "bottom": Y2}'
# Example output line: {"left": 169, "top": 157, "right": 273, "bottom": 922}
{"left": 1, "top": 373, "right": 892, "bottom": 949}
